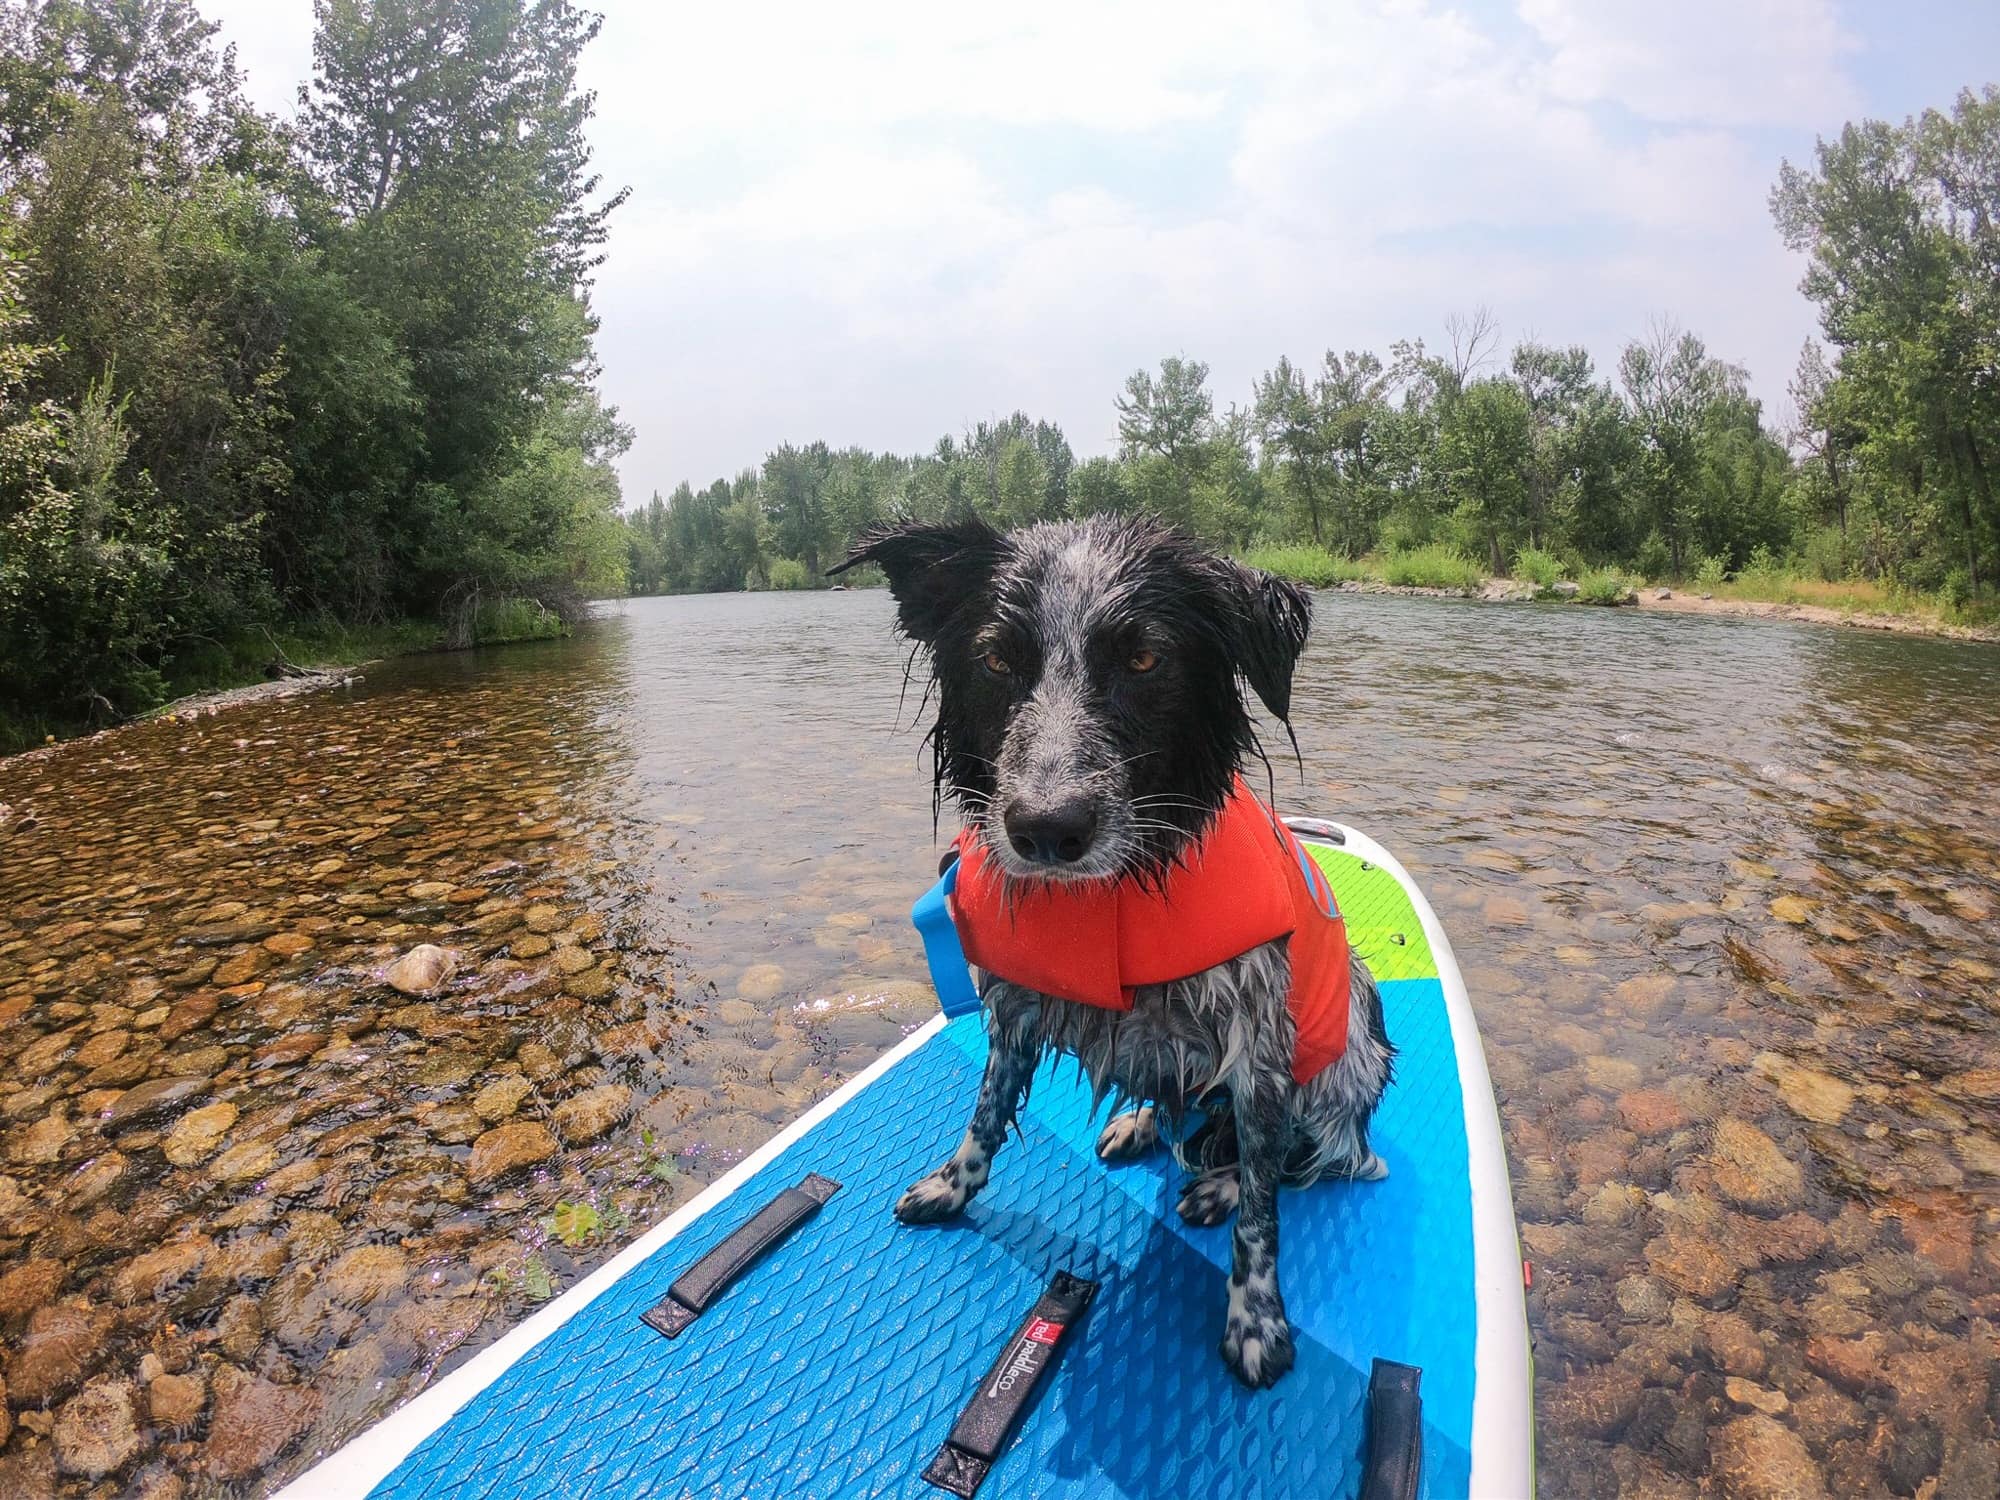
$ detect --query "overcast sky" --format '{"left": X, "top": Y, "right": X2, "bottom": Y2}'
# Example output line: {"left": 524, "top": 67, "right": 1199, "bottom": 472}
{"left": 204, "top": 1, "right": 1997, "bottom": 507}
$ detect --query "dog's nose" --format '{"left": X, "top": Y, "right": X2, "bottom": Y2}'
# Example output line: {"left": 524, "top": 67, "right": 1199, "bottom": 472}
{"left": 1003, "top": 800, "right": 1099, "bottom": 866}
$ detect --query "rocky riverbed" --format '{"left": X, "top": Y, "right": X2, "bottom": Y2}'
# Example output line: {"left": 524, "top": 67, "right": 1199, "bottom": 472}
{"left": 2, "top": 590, "right": 1997, "bottom": 1498}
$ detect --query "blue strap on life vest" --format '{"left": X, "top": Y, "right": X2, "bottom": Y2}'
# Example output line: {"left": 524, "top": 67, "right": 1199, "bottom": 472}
{"left": 912, "top": 858, "right": 981, "bottom": 1018}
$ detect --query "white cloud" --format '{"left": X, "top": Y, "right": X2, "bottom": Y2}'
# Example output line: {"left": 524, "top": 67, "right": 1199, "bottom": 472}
{"left": 198, "top": 0, "right": 1857, "bottom": 497}
{"left": 1518, "top": 0, "right": 1858, "bottom": 129}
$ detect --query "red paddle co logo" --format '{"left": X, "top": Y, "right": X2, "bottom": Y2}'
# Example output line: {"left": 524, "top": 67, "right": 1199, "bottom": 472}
{"left": 987, "top": 1318, "right": 1064, "bottom": 1398}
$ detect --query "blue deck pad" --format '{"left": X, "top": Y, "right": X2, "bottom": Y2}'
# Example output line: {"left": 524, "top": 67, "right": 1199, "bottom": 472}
{"left": 373, "top": 978, "right": 1473, "bottom": 1500}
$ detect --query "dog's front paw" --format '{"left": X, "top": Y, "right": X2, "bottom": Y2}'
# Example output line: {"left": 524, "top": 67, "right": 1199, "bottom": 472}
{"left": 1219, "top": 1293, "right": 1296, "bottom": 1389}
{"left": 893, "top": 1167, "right": 971, "bottom": 1224}
{"left": 1176, "top": 1168, "right": 1239, "bottom": 1227}
{"left": 1095, "top": 1106, "right": 1159, "bottom": 1162}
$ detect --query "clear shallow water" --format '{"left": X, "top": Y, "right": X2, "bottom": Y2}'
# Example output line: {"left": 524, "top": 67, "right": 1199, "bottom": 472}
{"left": 0, "top": 591, "right": 1996, "bottom": 1497}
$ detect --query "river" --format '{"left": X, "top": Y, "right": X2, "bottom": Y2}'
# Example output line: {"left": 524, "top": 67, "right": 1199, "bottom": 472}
{"left": 1, "top": 590, "right": 1996, "bottom": 1497}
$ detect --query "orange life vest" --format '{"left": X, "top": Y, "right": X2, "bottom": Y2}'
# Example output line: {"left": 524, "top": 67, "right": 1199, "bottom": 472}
{"left": 950, "top": 778, "right": 1351, "bottom": 1084}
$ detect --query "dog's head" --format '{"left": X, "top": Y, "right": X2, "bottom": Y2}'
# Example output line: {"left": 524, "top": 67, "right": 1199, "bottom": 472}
{"left": 837, "top": 515, "right": 1310, "bottom": 885}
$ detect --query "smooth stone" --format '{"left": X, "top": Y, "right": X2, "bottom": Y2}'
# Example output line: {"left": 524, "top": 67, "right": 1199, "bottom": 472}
{"left": 1708, "top": 1414, "right": 1829, "bottom": 1500}
{"left": 472, "top": 1076, "right": 533, "bottom": 1123}
{"left": 552, "top": 1084, "right": 632, "bottom": 1144}
{"left": 6, "top": 1303, "right": 111, "bottom": 1404}
{"left": 0, "top": 1258, "right": 65, "bottom": 1317}
{"left": 385, "top": 944, "right": 456, "bottom": 996}
{"left": 162, "top": 1102, "right": 239, "bottom": 1166}
{"left": 203, "top": 1366, "right": 323, "bottom": 1480}
{"left": 736, "top": 964, "right": 786, "bottom": 1002}
{"left": 53, "top": 1376, "right": 141, "bottom": 1478}
{"left": 1754, "top": 1051, "right": 1854, "bottom": 1125}
{"left": 1709, "top": 1119, "right": 1805, "bottom": 1210}
{"left": 1723, "top": 1377, "right": 1788, "bottom": 1416}
{"left": 466, "top": 1122, "right": 558, "bottom": 1186}
{"left": 149, "top": 1371, "right": 207, "bottom": 1427}
{"left": 111, "top": 1237, "right": 211, "bottom": 1304}
{"left": 323, "top": 1245, "right": 408, "bottom": 1307}
{"left": 103, "top": 1075, "right": 210, "bottom": 1130}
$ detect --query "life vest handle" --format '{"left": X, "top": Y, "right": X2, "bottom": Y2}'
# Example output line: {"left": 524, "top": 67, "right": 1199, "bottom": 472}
{"left": 912, "top": 854, "right": 982, "bottom": 1018}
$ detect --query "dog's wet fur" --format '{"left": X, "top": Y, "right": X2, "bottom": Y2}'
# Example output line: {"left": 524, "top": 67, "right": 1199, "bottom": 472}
{"left": 836, "top": 514, "right": 1393, "bottom": 1389}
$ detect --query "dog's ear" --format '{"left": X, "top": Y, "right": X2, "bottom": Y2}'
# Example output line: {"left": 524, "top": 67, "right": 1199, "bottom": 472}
{"left": 1205, "top": 560, "right": 1312, "bottom": 721}
{"left": 829, "top": 519, "right": 1004, "bottom": 644}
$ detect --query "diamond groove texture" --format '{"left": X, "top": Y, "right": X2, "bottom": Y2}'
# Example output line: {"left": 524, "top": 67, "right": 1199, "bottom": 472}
{"left": 370, "top": 846, "right": 1479, "bottom": 1499}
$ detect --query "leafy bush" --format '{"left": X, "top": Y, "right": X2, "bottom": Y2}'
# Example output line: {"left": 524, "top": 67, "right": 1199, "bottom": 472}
{"left": 1576, "top": 568, "right": 1636, "bottom": 604}
{"left": 765, "top": 557, "right": 812, "bottom": 590}
{"left": 1799, "top": 525, "right": 1851, "bottom": 583}
{"left": 470, "top": 597, "right": 566, "bottom": 645}
{"left": 1239, "top": 544, "right": 1368, "bottom": 587}
{"left": 1633, "top": 531, "right": 1672, "bottom": 583}
{"left": 1693, "top": 554, "right": 1728, "bottom": 590}
{"left": 1512, "top": 546, "right": 1565, "bottom": 588}
{"left": 1383, "top": 545, "right": 1483, "bottom": 592}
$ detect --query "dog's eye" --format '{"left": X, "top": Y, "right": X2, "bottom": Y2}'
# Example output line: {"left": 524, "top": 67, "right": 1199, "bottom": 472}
{"left": 981, "top": 651, "right": 1012, "bottom": 677}
{"left": 1127, "top": 649, "right": 1160, "bottom": 674}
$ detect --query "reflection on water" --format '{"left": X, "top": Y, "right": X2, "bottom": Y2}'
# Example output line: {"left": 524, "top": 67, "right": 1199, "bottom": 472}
{"left": 1, "top": 591, "right": 1996, "bottom": 1497}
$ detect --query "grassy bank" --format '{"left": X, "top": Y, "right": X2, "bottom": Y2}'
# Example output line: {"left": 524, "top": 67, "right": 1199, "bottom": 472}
{"left": 1, "top": 604, "right": 571, "bottom": 756}
{"left": 1243, "top": 542, "right": 1998, "bottom": 635}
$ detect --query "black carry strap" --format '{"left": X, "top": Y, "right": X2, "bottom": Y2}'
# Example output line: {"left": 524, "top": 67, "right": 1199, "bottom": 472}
{"left": 922, "top": 1271, "right": 1098, "bottom": 1497}
{"left": 639, "top": 1172, "right": 841, "bottom": 1339}
{"left": 1359, "top": 1358, "right": 1423, "bottom": 1500}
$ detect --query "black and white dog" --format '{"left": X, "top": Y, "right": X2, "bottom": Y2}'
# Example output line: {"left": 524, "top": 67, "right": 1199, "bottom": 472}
{"left": 839, "top": 515, "right": 1393, "bottom": 1389}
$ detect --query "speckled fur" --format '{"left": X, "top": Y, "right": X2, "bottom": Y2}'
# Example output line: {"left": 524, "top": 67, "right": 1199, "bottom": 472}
{"left": 843, "top": 515, "right": 1394, "bottom": 1389}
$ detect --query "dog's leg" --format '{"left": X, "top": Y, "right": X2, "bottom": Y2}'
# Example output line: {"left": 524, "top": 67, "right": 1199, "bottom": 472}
{"left": 893, "top": 1023, "right": 1036, "bottom": 1224}
{"left": 1175, "top": 1107, "right": 1240, "bottom": 1225}
{"left": 1094, "top": 1104, "right": 1158, "bottom": 1161}
{"left": 1218, "top": 1081, "right": 1295, "bottom": 1388}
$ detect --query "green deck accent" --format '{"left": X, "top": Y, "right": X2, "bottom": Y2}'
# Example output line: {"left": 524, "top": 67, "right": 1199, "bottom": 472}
{"left": 1307, "top": 843, "right": 1438, "bottom": 982}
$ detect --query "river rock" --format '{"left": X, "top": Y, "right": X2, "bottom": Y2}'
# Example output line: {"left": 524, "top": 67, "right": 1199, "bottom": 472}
{"left": 1618, "top": 1089, "right": 1690, "bottom": 1136}
{"left": 425, "top": 1104, "right": 484, "bottom": 1144}
{"left": 1804, "top": 1332, "right": 1891, "bottom": 1394}
{"left": 252, "top": 1032, "right": 326, "bottom": 1068}
{"left": 1709, "top": 1414, "right": 1829, "bottom": 1500}
{"left": 1645, "top": 1229, "right": 1742, "bottom": 1304}
{"left": 0, "top": 1257, "right": 64, "bottom": 1317}
{"left": 0, "top": 1447, "right": 55, "bottom": 1500}
{"left": 103, "top": 1075, "right": 210, "bottom": 1129}
{"left": 211, "top": 949, "right": 269, "bottom": 987}
{"left": 1542, "top": 1363, "right": 1642, "bottom": 1440}
{"left": 1701, "top": 1310, "right": 1767, "bottom": 1378}
{"left": 149, "top": 1370, "right": 206, "bottom": 1427}
{"left": 553, "top": 1084, "right": 632, "bottom": 1143}
{"left": 207, "top": 1138, "right": 279, "bottom": 1185}
{"left": 7, "top": 1303, "right": 110, "bottom": 1404}
{"left": 466, "top": 1121, "right": 557, "bottom": 1186}
{"left": 54, "top": 1376, "right": 141, "bottom": 1477}
{"left": 208, "top": 1233, "right": 288, "bottom": 1288}
{"left": 9, "top": 1106, "right": 71, "bottom": 1164}
{"left": 73, "top": 1029, "right": 130, "bottom": 1068}
{"left": 203, "top": 1366, "right": 323, "bottom": 1480}
{"left": 214, "top": 1294, "right": 263, "bottom": 1360}
{"left": 736, "top": 964, "right": 786, "bottom": 1002}
{"left": 62, "top": 1149, "right": 128, "bottom": 1209}
{"left": 1754, "top": 1051, "right": 1854, "bottom": 1125}
{"left": 473, "top": 1075, "right": 533, "bottom": 1122}
{"left": 1710, "top": 1119, "right": 1805, "bottom": 1210}
{"left": 324, "top": 1245, "right": 408, "bottom": 1307}
{"left": 162, "top": 1102, "right": 239, "bottom": 1166}
{"left": 1723, "top": 1378, "right": 1788, "bottom": 1416}
{"left": 385, "top": 944, "right": 456, "bottom": 996}
{"left": 112, "top": 1236, "right": 211, "bottom": 1304}
{"left": 264, "top": 932, "right": 315, "bottom": 957}
{"left": 158, "top": 991, "right": 220, "bottom": 1041}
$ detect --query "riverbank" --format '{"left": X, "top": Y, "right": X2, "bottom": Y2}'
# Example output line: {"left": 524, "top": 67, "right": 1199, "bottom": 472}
{"left": 0, "top": 606, "right": 572, "bottom": 757}
{"left": 1247, "top": 546, "right": 2000, "bottom": 645}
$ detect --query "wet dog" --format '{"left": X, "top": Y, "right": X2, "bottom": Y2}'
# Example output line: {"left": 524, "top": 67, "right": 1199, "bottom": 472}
{"left": 836, "top": 515, "right": 1393, "bottom": 1388}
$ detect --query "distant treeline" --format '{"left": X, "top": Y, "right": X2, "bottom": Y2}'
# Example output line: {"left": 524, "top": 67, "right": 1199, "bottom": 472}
{"left": 628, "top": 86, "right": 1999, "bottom": 607}
{"left": 0, "top": 0, "right": 628, "bottom": 729}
